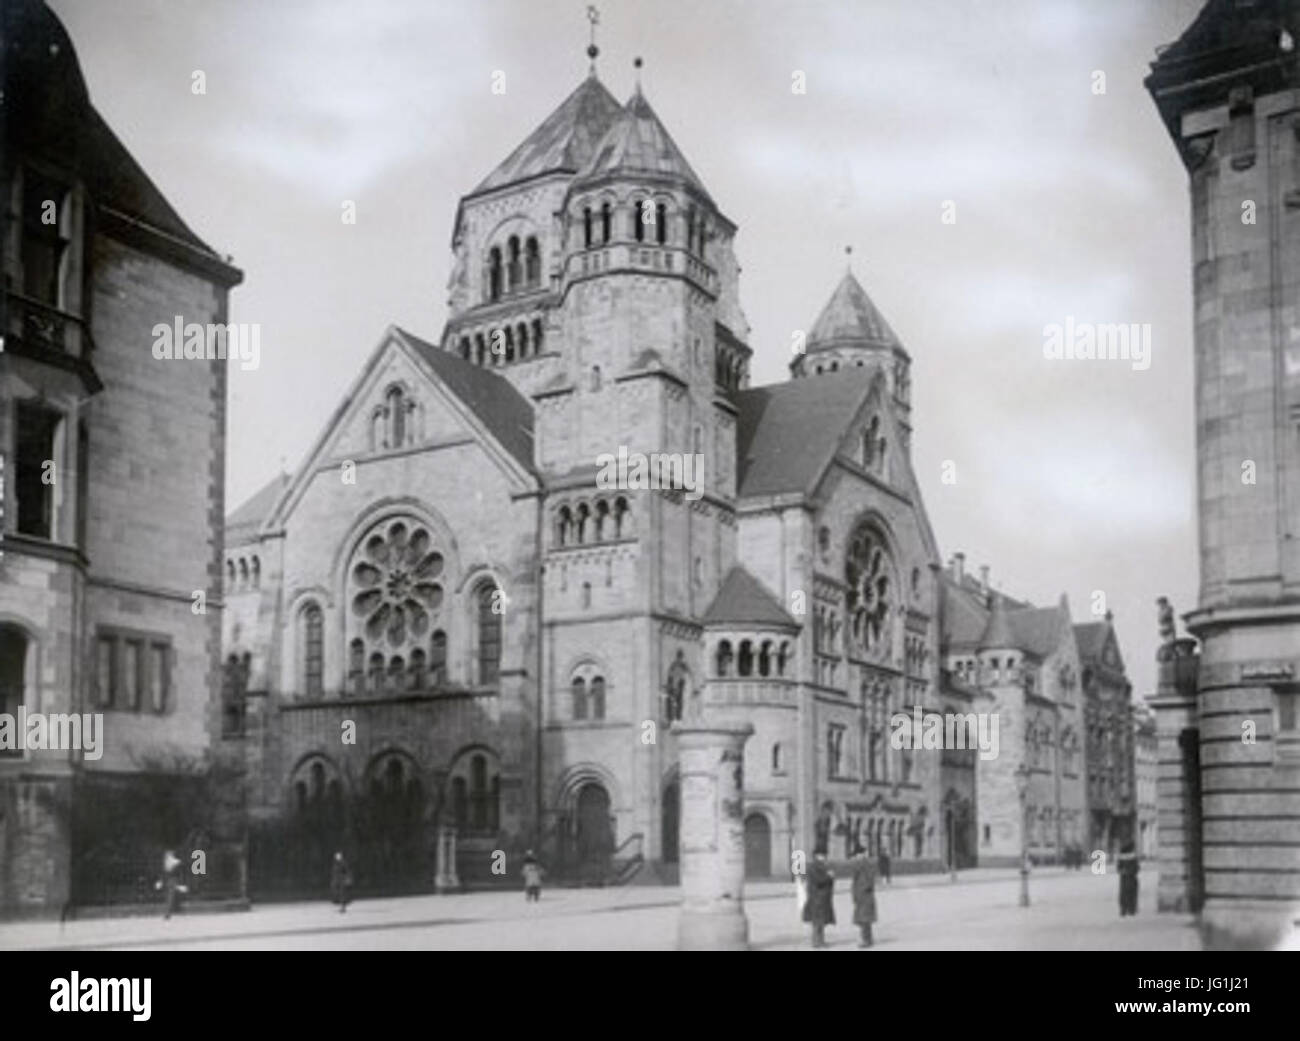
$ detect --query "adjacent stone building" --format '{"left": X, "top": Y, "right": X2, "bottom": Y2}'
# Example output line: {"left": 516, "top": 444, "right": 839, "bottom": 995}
{"left": 938, "top": 557, "right": 1090, "bottom": 866}
{"left": 1134, "top": 702, "right": 1158, "bottom": 860}
{"left": 0, "top": 0, "right": 243, "bottom": 914}
{"left": 1074, "top": 615, "right": 1136, "bottom": 854}
{"left": 1147, "top": 0, "right": 1300, "bottom": 949}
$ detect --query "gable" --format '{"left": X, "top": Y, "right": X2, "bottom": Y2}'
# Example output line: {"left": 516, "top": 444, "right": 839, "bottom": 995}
{"left": 264, "top": 326, "right": 536, "bottom": 532}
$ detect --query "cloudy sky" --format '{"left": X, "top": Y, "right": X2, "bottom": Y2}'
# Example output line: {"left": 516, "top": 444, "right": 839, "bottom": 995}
{"left": 52, "top": 0, "right": 1207, "bottom": 698}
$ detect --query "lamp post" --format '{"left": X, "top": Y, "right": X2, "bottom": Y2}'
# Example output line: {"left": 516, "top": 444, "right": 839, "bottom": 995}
{"left": 1015, "top": 762, "right": 1031, "bottom": 908}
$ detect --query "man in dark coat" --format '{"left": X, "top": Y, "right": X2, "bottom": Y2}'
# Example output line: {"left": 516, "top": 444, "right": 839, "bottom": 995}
{"left": 330, "top": 851, "right": 353, "bottom": 913}
{"left": 1117, "top": 843, "right": 1139, "bottom": 917}
{"left": 851, "top": 846, "right": 878, "bottom": 947}
{"left": 802, "top": 851, "right": 836, "bottom": 948}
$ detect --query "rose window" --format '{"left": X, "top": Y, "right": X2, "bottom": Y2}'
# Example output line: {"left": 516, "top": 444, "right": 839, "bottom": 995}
{"left": 845, "top": 527, "right": 892, "bottom": 657}
{"left": 345, "top": 520, "right": 448, "bottom": 696}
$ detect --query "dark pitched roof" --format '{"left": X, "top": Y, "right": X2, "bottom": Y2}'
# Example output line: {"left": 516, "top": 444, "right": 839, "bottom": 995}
{"left": 469, "top": 74, "right": 624, "bottom": 197}
{"left": 703, "top": 567, "right": 798, "bottom": 628}
{"left": 1008, "top": 606, "right": 1064, "bottom": 659}
{"left": 226, "top": 472, "right": 290, "bottom": 535}
{"left": 1073, "top": 621, "right": 1109, "bottom": 661}
{"left": 807, "top": 271, "right": 903, "bottom": 353}
{"left": 6, "top": 0, "right": 232, "bottom": 267}
{"left": 576, "top": 89, "right": 712, "bottom": 202}
{"left": 734, "top": 369, "right": 875, "bottom": 498}
{"left": 397, "top": 328, "right": 535, "bottom": 473}
{"left": 978, "top": 593, "right": 1015, "bottom": 651}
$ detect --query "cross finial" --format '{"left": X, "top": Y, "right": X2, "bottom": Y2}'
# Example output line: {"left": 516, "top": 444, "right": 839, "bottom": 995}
{"left": 634, "top": 55, "right": 643, "bottom": 90}
{"left": 586, "top": 5, "right": 600, "bottom": 71}
{"left": 845, "top": 244, "right": 853, "bottom": 270}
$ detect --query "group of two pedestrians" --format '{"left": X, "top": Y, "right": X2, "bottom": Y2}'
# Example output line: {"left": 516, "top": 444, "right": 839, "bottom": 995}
{"left": 802, "top": 845, "right": 885, "bottom": 949}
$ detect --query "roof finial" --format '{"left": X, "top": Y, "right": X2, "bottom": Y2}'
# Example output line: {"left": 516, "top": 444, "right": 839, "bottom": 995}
{"left": 634, "top": 56, "right": 643, "bottom": 92}
{"left": 845, "top": 244, "right": 853, "bottom": 271}
{"left": 586, "top": 5, "right": 600, "bottom": 73}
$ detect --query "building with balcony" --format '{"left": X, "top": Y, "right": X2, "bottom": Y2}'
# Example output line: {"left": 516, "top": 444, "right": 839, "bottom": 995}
{"left": 0, "top": 0, "right": 242, "bottom": 914}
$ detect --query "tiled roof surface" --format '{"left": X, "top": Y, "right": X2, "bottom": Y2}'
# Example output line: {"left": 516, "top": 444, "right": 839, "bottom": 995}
{"left": 470, "top": 75, "right": 624, "bottom": 196}
{"left": 703, "top": 566, "right": 798, "bottom": 627}
{"left": 226, "top": 472, "right": 290, "bottom": 536}
{"left": 1072, "top": 621, "right": 1109, "bottom": 662}
{"left": 577, "top": 89, "right": 712, "bottom": 201}
{"left": 398, "top": 328, "right": 536, "bottom": 474}
{"left": 807, "top": 271, "right": 902, "bottom": 351}
{"left": 734, "top": 369, "right": 874, "bottom": 498}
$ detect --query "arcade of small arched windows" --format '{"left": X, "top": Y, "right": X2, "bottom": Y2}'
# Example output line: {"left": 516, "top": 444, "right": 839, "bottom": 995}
{"left": 553, "top": 496, "right": 634, "bottom": 548}
{"left": 713, "top": 637, "right": 792, "bottom": 679}
{"left": 569, "top": 662, "right": 608, "bottom": 721}
{"left": 485, "top": 234, "right": 542, "bottom": 303}
{"left": 370, "top": 385, "right": 421, "bottom": 453}
{"left": 226, "top": 553, "right": 260, "bottom": 591}
{"left": 903, "top": 633, "right": 931, "bottom": 678}
{"left": 714, "top": 345, "right": 745, "bottom": 393}
{"left": 572, "top": 195, "right": 709, "bottom": 256}
{"left": 456, "top": 315, "right": 545, "bottom": 368}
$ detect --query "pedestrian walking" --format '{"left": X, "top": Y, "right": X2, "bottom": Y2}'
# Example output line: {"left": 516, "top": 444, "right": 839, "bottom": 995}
{"left": 330, "top": 851, "right": 353, "bottom": 913}
{"left": 802, "top": 851, "right": 836, "bottom": 948}
{"left": 158, "top": 849, "right": 185, "bottom": 920}
{"left": 1117, "top": 842, "right": 1139, "bottom": 917}
{"left": 522, "top": 849, "right": 544, "bottom": 902}
{"left": 878, "top": 846, "right": 892, "bottom": 885}
{"left": 851, "top": 845, "right": 878, "bottom": 948}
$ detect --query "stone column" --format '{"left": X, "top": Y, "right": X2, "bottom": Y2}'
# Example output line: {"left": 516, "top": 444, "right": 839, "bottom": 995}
{"left": 672, "top": 721, "right": 753, "bottom": 951}
{"left": 434, "top": 826, "right": 459, "bottom": 892}
{"left": 1150, "top": 638, "right": 1201, "bottom": 913}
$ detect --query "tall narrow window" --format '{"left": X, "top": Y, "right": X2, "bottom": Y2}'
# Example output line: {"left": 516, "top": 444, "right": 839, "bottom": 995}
{"left": 655, "top": 203, "right": 667, "bottom": 245}
{"left": 123, "top": 640, "right": 143, "bottom": 710}
{"left": 303, "top": 604, "right": 324, "bottom": 697}
{"left": 488, "top": 246, "right": 503, "bottom": 301}
{"left": 21, "top": 170, "right": 71, "bottom": 307}
{"left": 349, "top": 639, "right": 365, "bottom": 696}
{"left": 477, "top": 585, "right": 502, "bottom": 685}
{"left": 387, "top": 387, "right": 406, "bottom": 447}
{"left": 573, "top": 677, "right": 588, "bottom": 720}
{"left": 632, "top": 198, "right": 645, "bottom": 241}
{"left": 590, "top": 677, "right": 606, "bottom": 720}
{"left": 583, "top": 207, "right": 593, "bottom": 248}
{"left": 601, "top": 202, "right": 611, "bottom": 243}
{"left": 525, "top": 236, "right": 541, "bottom": 286}
{"left": 15, "top": 402, "right": 61, "bottom": 539}
{"left": 430, "top": 630, "right": 447, "bottom": 685}
{"left": 507, "top": 235, "right": 521, "bottom": 291}
{"left": 149, "top": 642, "right": 169, "bottom": 714}
{"left": 95, "top": 635, "right": 115, "bottom": 708}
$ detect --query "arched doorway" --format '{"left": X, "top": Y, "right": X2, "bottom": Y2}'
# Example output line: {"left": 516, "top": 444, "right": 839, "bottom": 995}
{"left": 574, "top": 782, "right": 613, "bottom": 884}
{"left": 661, "top": 781, "right": 680, "bottom": 865}
{"left": 744, "top": 813, "right": 772, "bottom": 878}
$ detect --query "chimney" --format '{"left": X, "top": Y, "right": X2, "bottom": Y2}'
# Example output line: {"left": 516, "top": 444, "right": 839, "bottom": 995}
{"left": 953, "top": 552, "right": 965, "bottom": 584}
{"left": 979, "top": 565, "right": 989, "bottom": 595}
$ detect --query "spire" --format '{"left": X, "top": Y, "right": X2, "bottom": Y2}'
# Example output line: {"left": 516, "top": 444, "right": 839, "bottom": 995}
{"left": 586, "top": 5, "right": 600, "bottom": 75}
{"left": 806, "top": 269, "right": 903, "bottom": 353}
{"left": 978, "top": 591, "right": 1015, "bottom": 652}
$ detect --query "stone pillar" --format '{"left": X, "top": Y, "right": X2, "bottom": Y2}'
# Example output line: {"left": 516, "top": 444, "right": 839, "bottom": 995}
{"left": 434, "top": 826, "right": 459, "bottom": 892}
{"left": 672, "top": 721, "right": 753, "bottom": 951}
{"left": 1150, "top": 638, "right": 1200, "bottom": 913}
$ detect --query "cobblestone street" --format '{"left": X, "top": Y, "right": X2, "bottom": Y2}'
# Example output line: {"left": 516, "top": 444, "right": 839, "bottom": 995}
{"left": 0, "top": 867, "right": 1203, "bottom": 951}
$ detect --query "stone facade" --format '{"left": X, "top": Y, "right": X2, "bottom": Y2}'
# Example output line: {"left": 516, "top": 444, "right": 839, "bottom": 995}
{"left": 1147, "top": 0, "right": 1300, "bottom": 948}
{"left": 0, "top": 0, "right": 242, "bottom": 914}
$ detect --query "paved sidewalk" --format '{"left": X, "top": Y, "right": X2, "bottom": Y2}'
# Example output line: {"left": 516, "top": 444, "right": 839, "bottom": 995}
{"left": 0, "top": 866, "right": 1201, "bottom": 951}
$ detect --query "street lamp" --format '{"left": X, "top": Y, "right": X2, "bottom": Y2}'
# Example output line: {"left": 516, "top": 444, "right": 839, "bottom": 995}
{"left": 1015, "top": 762, "right": 1031, "bottom": 908}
